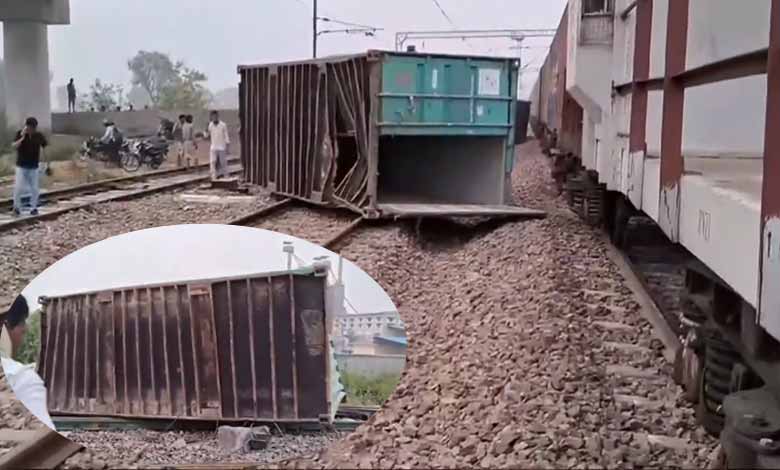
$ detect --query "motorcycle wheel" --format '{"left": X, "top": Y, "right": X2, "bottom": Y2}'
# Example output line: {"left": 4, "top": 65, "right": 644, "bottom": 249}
{"left": 121, "top": 152, "right": 141, "bottom": 172}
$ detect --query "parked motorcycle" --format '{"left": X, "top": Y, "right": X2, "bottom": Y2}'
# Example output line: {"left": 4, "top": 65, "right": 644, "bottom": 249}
{"left": 121, "top": 137, "right": 170, "bottom": 172}
{"left": 79, "top": 137, "right": 134, "bottom": 170}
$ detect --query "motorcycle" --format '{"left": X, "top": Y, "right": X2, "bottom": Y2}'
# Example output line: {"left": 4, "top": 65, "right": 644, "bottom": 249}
{"left": 121, "top": 137, "right": 170, "bottom": 172}
{"left": 79, "top": 137, "right": 134, "bottom": 169}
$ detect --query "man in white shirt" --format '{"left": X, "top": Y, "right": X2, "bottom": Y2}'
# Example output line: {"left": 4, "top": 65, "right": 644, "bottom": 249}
{"left": 1, "top": 295, "right": 56, "bottom": 430}
{"left": 205, "top": 110, "right": 230, "bottom": 180}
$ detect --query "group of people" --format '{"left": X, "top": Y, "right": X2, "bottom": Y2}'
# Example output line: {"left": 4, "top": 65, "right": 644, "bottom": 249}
{"left": 66, "top": 78, "right": 138, "bottom": 114}
{"left": 10, "top": 110, "right": 233, "bottom": 217}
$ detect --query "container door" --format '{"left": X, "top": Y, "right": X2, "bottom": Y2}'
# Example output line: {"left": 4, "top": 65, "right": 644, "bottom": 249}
{"left": 379, "top": 55, "right": 514, "bottom": 136}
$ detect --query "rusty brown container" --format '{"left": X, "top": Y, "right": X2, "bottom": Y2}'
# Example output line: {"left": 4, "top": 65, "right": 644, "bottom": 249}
{"left": 36, "top": 266, "right": 335, "bottom": 424}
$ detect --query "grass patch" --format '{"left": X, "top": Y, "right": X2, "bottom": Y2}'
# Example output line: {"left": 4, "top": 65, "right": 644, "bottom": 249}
{"left": 341, "top": 372, "right": 400, "bottom": 407}
{"left": 15, "top": 311, "right": 41, "bottom": 365}
{"left": 0, "top": 135, "right": 80, "bottom": 177}
{"left": 46, "top": 144, "right": 80, "bottom": 163}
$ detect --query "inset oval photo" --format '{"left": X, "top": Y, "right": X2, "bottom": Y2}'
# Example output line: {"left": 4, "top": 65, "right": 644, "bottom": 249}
{"left": 2, "top": 224, "right": 406, "bottom": 467}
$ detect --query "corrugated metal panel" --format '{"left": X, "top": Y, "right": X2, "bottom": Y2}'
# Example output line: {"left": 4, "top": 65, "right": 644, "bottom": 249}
{"left": 239, "top": 56, "right": 369, "bottom": 209}
{"left": 37, "top": 269, "right": 333, "bottom": 423}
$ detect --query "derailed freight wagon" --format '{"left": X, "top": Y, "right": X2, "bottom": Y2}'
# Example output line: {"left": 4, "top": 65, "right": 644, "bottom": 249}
{"left": 238, "top": 50, "right": 546, "bottom": 219}
{"left": 36, "top": 264, "right": 345, "bottom": 425}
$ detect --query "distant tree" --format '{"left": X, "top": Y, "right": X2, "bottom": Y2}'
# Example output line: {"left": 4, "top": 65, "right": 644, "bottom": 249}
{"left": 210, "top": 87, "right": 239, "bottom": 110}
{"left": 127, "top": 51, "right": 179, "bottom": 107}
{"left": 159, "top": 65, "right": 212, "bottom": 110}
{"left": 115, "top": 84, "right": 126, "bottom": 109}
{"left": 81, "top": 79, "right": 122, "bottom": 111}
{"left": 127, "top": 85, "right": 153, "bottom": 109}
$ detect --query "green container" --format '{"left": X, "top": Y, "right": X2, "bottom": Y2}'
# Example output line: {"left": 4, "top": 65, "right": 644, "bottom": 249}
{"left": 378, "top": 53, "right": 519, "bottom": 137}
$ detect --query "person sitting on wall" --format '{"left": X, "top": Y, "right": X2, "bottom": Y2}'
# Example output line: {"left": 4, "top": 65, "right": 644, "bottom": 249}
{"left": 0, "top": 295, "right": 57, "bottom": 430}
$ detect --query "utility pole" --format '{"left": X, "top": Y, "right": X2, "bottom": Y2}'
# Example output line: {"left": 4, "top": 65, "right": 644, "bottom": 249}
{"left": 313, "top": 0, "right": 318, "bottom": 58}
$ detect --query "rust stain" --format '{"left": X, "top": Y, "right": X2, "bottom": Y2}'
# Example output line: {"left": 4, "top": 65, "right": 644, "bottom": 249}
{"left": 758, "top": 1, "right": 780, "bottom": 324}
{"left": 763, "top": 0, "right": 780, "bottom": 221}
{"left": 239, "top": 58, "right": 371, "bottom": 210}
{"left": 300, "top": 309, "right": 326, "bottom": 356}
{"left": 659, "top": 0, "right": 688, "bottom": 190}
{"left": 629, "top": 0, "right": 653, "bottom": 153}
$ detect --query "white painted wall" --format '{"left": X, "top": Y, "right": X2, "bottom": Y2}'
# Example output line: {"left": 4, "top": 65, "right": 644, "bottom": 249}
{"left": 683, "top": 75, "right": 767, "bottom": 158}
{"left": 565, "top": 0, "right": 612, "bottom": 123}
{"left": 687, "top": 0, "right": 771, "bottom": 70}
{"left": 642, "top": 158, "right": 660, "bottom": 221}
{"left": 649, "top": 0, "right": 668, "bottom": 78}
{"left": 613, "top": 0, "right": 635, "bottom": 85}
{"left": 645, "top": 90, "right": 664, "bottom": 157}
{"left": 4, "top": 22, "right": 51, "bottom": 130}
{"left": 679, "top": 175, "right": 761, "bottom": 308}
{"left": 582, "top": 111, "right": 598, "bottom": 169}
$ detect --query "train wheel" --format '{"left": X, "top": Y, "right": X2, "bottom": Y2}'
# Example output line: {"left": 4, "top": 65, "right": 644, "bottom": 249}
{"left": 697, "top": 366, "right": 726, "bottom": 436}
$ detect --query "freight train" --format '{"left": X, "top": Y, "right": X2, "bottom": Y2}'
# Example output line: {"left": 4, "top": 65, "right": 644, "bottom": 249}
{"left": 530, "top": 1, "right": 780, "bottom": 466}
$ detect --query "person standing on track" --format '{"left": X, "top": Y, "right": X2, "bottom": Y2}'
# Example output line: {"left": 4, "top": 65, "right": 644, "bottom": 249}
{"left": 67, "top": 78, "right": 77, "bottom": 113}
{"left": 11, "top": 117, "right": 48, "bottom": 217}
{"left": 205, "top": 110, "right": 230, "bottom": 180}
{"left": 173, "top": 114, "right": 186, "bottom": 167}
{"left": 182, "top": 115, "right": 195, "bottom": 166}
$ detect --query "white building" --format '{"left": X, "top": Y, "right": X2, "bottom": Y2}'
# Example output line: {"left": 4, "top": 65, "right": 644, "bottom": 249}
{"left": 333, "top": 311, "right": 404, "bottom": 338}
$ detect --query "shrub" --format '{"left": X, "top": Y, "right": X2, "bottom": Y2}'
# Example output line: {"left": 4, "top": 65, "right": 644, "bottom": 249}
{"left": 15, "top": 311, "right": 41, "bottom": 365}
{"left": 341, "top": 372, "right": 400, "bottom": 407}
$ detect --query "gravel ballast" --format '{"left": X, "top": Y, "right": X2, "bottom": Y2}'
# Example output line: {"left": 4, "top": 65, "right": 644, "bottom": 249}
{"left": 0, "top": 142, "right": 719, "bottom": 468}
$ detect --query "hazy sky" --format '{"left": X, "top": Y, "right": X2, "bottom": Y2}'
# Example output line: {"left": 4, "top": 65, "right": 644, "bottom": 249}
{"left": 1, "top": 0, "right": 566, "bottom": 98}
{"left": 22, "top": 224, "right": 397, "bottom": 316}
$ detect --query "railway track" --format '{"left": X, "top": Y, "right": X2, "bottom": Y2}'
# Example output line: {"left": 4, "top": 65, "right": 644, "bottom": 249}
{"left": 560, "top": 188, "right": 720, "bottom": 462}
{"left": 228, "top": 199, "right": 367, "bottom": 251}
{"left": 1, "top": 155, "right": 714, "bottom": 468}
{"left": 0, "top": 196, "right": 378, "bottom": 470}
{"left": 0, "top": 158, "right": 242, "bottom": 233}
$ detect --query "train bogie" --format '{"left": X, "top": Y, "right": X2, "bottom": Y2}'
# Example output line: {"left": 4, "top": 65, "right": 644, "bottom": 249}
{"left": 531, "top": 0, "right": 780, "bottom": 462}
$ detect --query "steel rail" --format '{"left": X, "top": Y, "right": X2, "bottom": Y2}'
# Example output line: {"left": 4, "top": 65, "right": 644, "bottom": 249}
{"left": 601, "top": 233, "right": 683, "bottom": 363}
{"left": 0, "top": 160, "right": 224, "bottom": 212}
{"left": 0, "top": 428, "right": 82, "bottom": 470}
{"left": 227, "top": 201, "right": 366, "bottom": 251}
{"left": 0, "top": 164, "right": 242, "bottom": 233}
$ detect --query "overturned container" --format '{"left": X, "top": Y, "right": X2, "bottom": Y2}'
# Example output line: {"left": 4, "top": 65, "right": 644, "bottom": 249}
{"left": 36, "top": 262, "right": 345, "bottom": 425}
{"left": 238, "top": 50, "right": 546, "bottom": 219}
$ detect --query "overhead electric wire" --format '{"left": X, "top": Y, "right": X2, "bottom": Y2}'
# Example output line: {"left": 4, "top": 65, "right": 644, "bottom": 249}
{"left": 430, "top": 0, "right": 456, "bottom": 27}
{"left": 318, "top": 16, "right": 378, "bottom": 30}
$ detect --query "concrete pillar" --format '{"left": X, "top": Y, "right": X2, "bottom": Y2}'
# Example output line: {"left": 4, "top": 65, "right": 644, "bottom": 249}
{"left": 3, "top": 21, "right": 51, "bottom": 131}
